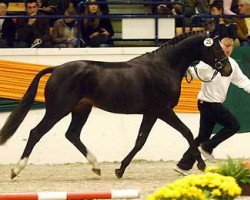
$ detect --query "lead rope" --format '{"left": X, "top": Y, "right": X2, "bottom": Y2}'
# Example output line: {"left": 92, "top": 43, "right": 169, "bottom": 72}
{"left": 185, "top": 62, "right": 219, "bottom": 83}
{"left": 185, "top": 69, "right": 193, "bottom": 83}
{"left": 193, "top": 65, "right": 218, "bottom": 82}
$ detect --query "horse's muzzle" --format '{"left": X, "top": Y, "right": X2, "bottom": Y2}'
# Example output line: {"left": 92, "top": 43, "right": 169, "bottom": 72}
{"left": 219, "top": 62, "right": 232, "bottom": 77}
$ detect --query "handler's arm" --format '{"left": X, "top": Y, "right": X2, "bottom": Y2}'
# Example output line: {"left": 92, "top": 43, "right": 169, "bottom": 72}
{"left": 231, "top": 60, "right": 250, "bottom": 93}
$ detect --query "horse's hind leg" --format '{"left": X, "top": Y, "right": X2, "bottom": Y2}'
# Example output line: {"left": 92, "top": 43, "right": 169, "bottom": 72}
{"left": 65, "top": 105, "right": 101, "bottom": 175}
{"left": 11, "top": 110, "right": 68, "bottom": 179}
{"left": 159, "top": 109, "right": 205, "bottom": 171}
{"left": 115, "top": 114, "right": 157, "bottom": 179}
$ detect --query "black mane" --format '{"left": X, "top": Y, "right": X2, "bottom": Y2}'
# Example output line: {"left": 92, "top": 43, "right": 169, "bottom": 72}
{"left": 137, "top": 30, "right": 206, "bottom": 59}
{"left": 164, "top": 30, "right": 206, "bottom": 47}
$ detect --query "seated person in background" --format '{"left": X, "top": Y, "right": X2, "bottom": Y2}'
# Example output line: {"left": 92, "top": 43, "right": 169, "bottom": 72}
{"left": 182, "top": 0, "right": 210, "bottom": 26}
{"left": 16, "top": 0, "right": 51, "bottom": 48}
{"left": 39, "top": 0, "right": 61, "bottom": 25}
{"left": 206, "top": 0, "right": 237, "bottom": 41}
{"left": 237, "top": 0, "right": 250, "bottom": 46}
{"left": 150, "top": 0, "right": 183, "bottom": 15}
{"left": 0, "top": 1, "right": 16, "bottom": 48}
{"left": 37, "top": 0, "right": 42, "bottom": 8}
{"left": 149, "top": 0, "right": 183, "bottom": 26}
{"left": 56, "top": 1, "right": 68, "bottom": 14}
{"left": 223, "top": 0, "right": 239, "bottom": 15}
{"left": 81, "top": 0, "right": 114, "bottom": 47}
{"left": 57, "top": 0, "right": 85, "bottom": 13}
{"left": 78, "top": 0, "right": 109, "bottom": 14}
{"left": 51, "top": 5, "right": 80, "bottom": 48}
{"left": 70, "top": 0, "right": 83, "bottom": 9}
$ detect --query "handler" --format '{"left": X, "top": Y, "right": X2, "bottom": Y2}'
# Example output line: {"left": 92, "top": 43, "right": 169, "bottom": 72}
{"left": 174, "top": 35, "right": 250, "bottom": 175}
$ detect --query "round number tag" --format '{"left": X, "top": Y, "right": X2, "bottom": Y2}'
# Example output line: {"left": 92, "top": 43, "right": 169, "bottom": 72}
{"left": 203, "top": 38, "right": 214, "bottom": 47}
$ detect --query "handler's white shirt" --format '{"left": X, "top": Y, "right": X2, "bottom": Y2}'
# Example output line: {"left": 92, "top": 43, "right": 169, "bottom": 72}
{"left": 190, "top": 57, "right": 250, "bottom": 103}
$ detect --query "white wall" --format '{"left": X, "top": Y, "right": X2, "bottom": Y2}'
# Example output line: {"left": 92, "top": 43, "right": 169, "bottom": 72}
{"left": 0, "top": 47, "right": 156, "bottom": 65}
{"left": 0, "top": 48, "right": 249, "bottom": 164}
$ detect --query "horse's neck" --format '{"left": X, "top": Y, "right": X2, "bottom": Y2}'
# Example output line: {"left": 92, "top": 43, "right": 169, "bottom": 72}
{"left": 168, "top": 37, "right": 203, "bottom": 76}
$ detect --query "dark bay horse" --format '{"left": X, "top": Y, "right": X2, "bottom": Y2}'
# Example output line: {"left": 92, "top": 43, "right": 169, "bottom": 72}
{"left": 0, "top": 31, "right": 232, "bottom": 179}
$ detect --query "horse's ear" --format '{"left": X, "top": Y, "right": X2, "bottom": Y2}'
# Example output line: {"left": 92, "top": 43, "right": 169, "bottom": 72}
{"left": 206, "top": 31, "right": 210, "bottom": 38}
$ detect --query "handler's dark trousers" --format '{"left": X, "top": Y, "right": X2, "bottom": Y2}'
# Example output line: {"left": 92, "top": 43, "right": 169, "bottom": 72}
{"left": 177, "top": 100, "right": 241, "bottom": 170}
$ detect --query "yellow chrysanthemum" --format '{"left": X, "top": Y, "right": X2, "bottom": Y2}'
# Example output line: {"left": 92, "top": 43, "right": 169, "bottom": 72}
{"left": 211, "top": 188, "right": 221, "bottom": 196}
{"left": 147, "top": 172, "right": 241, "bottom": 200}
{"left": 205, "top": 166, "right": 219, "bottom": 173}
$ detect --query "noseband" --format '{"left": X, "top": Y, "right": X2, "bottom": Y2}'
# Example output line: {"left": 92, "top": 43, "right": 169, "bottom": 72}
{"left": 213, "top": 51, "right": 228, "bottom": 71}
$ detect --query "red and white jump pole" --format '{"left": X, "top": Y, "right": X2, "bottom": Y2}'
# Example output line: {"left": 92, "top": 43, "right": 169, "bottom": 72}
{"left": 0, "top": 189, "right": 140, "bottom": 200}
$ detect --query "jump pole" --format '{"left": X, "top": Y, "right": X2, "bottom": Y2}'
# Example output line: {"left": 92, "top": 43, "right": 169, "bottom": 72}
{"left": 0, "top": 189, "right": 140, "bottom": 200}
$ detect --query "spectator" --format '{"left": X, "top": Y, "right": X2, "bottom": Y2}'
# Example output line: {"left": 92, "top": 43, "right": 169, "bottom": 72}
{"left": 15, "top": 0, "right": 51, "bottom": 48}
{"left": 70, "top": 0, "right": 82, "bottom": 9}
{"left": 57, "top": 0, "right": 87, "bottom": 13}
{"left": 223, "top": 0, "right": 239, "bottom": 15}
{"left": 39, "top": 0, "right": 60, "bottom": 14}
{"left": 182, "top": 0, "right": 210, "bottom": 25}
{"left": 206, "top": 0, "right": 237, "bottom": 41}
{"left": 56, "top": 0, "right": 78, "bottom": 14}
{"left": 175, "top": 36, "right": 250, "bottom": 176}
{"left": 150, "top": 0, "right": 183, "bottom": 15}
{"left": 51, "top": 5, "right": 80, "bottom": 47}
{"left": 148, "top": 0, "right": 183, "bottom": 27}
{"left": 37, "top": 0, "right": 42, "bottom": 8}
{"left": 81, "top": 0, "right": 114, "bottom": 47}
{"left": 78, "top": 0, "right": 109, "bottom": 15}
{"left": 39, "top": 0, "right": 61, "bottom": 25}
{"left": 237, "top": 0, "right": 250, "bottom": 46}
{"left": 0, "top": 1, "right": 16, "bottom": 48}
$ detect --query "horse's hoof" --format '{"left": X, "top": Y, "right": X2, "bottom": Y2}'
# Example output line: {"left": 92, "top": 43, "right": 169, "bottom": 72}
{"left": 92, "top": 168, "right": 101, "bottom": 176}
{"left": 11, "top": 169, "right": 17, "bottom": 179}
{"left": 115, "top": 168, "right": 124, "bottom": 179}
{"left": 197, "top": 161, "right": 206, "bottom": 171}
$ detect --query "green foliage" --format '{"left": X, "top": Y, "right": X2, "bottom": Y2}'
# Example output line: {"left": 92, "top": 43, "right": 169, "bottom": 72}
{"left": 206, "top": 157, "right": 250, "bottom": 185}
{"left": 217, "top": 157, "right": 250, "bottom": 184}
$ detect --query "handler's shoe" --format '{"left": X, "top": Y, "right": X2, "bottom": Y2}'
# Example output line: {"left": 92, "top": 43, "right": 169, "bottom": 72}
{"left": 174, "top": 166, "right": 190, "bottom": 176}
{"left": 198, "top": 146, "right": 216, "bottom": 163}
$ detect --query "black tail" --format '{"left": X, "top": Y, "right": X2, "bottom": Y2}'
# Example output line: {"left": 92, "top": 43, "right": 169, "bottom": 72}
{"left": 0, "top": 67, "right": 54, "bottom": 145}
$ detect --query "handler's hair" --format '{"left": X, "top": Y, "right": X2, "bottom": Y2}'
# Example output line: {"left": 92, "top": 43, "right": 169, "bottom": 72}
{"left": 221, "top": 37, "right": 234, "bottom": 46}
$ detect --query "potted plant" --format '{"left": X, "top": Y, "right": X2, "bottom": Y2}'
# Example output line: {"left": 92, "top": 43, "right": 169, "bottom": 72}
{"left": 205, "top": 157, "right": 250, "bottom": 196}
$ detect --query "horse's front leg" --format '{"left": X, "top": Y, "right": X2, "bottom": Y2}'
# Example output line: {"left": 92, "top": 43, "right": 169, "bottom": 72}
{"left": 115, "top": 114, "right": 157, "bottom": 179}
{"left": 159, "top": 109, "right": 206, "bottom": 171}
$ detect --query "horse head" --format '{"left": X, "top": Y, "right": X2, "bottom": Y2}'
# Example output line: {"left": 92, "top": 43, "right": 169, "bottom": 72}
{"left": 199, "top": 32, "right": 232, "bottom": 77}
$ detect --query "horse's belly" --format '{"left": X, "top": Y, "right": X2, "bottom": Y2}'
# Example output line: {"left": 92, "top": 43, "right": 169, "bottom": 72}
{"left": 80, "top": 97, "right": 144, "bottom": 114}
{"left": 96, "top": 101, "right": 144, "bottom": 114}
